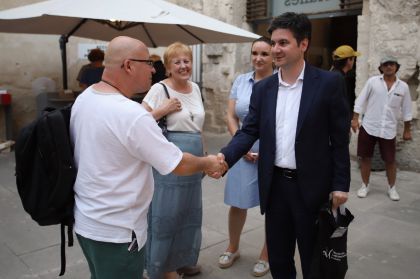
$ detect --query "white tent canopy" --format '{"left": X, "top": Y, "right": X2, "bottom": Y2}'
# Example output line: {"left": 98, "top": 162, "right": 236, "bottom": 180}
{"left": 0, "top": 0, "right": 259, "bottom": 46}
{"left": 0, "top": 0, "right": 259, "bottom": 88}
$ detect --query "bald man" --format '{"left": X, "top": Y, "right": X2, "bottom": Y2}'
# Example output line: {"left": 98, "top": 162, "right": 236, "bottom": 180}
{"left": 70, "top": 36, "right": 226, "bottom": 279}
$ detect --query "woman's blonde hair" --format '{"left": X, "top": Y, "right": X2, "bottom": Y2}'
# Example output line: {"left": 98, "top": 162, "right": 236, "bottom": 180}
{"left": 163, "top": 42, "right": 193, "bottom": 72}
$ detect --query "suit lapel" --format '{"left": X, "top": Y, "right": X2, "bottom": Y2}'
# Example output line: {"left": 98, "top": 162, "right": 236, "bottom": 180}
{"left": 296, "top": 64, "right": 319, "bottom": 137}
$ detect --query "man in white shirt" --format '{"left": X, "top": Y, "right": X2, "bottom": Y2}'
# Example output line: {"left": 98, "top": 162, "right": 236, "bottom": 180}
{"left": 352, "top": 56, "right": 412, "bottom": 201}
{"left": 70, "top": 36, "right": 226, "bottom": 279}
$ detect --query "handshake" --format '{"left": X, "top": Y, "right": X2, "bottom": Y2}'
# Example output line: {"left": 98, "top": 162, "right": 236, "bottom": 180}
{"left": 203, "top": 153, "right": 228, "bottom": 179}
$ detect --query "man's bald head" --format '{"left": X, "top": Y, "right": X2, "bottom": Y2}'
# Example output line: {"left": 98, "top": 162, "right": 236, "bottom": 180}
{"left": 104, "top": 36, "right": 148, "bottom": 67}
{"left": 100, "top": 36, "right": 154, "bottom": 97}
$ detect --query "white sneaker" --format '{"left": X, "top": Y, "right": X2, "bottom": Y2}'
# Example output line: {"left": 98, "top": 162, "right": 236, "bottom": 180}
{"left": 357, "top": 184, "right": 370, "bottom": 198}
{"left": 388, "top": 186, "right": 400, "bottom": 201}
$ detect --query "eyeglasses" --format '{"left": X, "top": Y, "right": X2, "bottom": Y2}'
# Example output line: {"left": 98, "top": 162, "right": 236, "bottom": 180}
{"left": 121, "top": 58, "right": 154, "bottom": 68}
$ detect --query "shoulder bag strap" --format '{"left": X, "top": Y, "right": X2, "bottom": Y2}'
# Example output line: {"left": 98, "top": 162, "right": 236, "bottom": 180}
{"left": 159, "top": 82, "right": 170, "bottom": 99}
{"left": 157, "top": 83, "right": 170, "bottom": 135}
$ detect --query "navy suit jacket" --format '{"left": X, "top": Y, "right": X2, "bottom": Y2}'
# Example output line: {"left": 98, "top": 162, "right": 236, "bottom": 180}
{"left": 221, "top": 64, "right": 351, "bottom": 214}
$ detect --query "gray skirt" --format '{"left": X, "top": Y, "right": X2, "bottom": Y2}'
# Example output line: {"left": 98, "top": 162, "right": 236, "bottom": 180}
{"left": 146, "top": 131, "right": 203, "bottom": 279}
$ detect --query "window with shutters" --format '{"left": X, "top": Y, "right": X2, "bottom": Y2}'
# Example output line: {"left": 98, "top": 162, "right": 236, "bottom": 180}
{"left": 246, "top": 0, "right": 268, "bottom": 22}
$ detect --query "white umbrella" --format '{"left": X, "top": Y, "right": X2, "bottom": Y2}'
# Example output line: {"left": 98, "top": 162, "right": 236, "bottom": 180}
{"left": 0, "top": 0, "right": 259, "bottom": 88}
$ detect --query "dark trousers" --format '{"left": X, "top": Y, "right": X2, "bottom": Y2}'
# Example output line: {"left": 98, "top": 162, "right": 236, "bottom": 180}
{"left": 77, "top": 234, "right": 145, "bottom": 279}
{"left": 265, "top": 168, "right": 318, "bottom": 279}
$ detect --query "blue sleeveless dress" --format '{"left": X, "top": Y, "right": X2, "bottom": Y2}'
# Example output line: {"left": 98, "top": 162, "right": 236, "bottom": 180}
{"left": 224, "top": 72, "right": 260, "bottom": 209}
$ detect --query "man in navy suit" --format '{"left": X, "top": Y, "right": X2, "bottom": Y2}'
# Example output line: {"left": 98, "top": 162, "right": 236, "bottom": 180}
{"left": 218, "top": 13, "right": 350, "bottom": 278}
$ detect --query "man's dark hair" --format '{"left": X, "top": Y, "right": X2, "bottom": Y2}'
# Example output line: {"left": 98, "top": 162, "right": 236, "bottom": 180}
{"left": 267, "top": 12, "right": 312, "bottom": 45}
{"left": 332, "top": 58, "right": 349, "bottom": 71}
{"left": 87, "top": 48, "right": 105, "bottom": 62}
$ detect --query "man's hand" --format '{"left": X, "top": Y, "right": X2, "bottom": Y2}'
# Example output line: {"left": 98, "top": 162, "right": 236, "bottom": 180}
{"left": 351, "top": 118, "right": 359, "bottom": 133}
{"left": 331, "top": 191, "right": 348, "bottom": 210}
{"left": 403, "top": 130, "right": 412, "bottom": 141}
{"left": 403, "top": 122, "right": 412, "bottom": 141}
{"left": 204, "top": 153, "right": 228, "bottom": 179}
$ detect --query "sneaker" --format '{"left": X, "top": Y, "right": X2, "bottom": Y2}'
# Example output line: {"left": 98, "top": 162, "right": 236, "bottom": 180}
{"left": 357, "top": 184, "right": 370, "bottom": 198}
{"left": 218, "top": 251, "right": 240, "bottom": 268}
{"left": 388, "top": 186, "right": 400, "bottom": 201}
{"left": 252, "top": 260, "right": 270, "bottom": 277}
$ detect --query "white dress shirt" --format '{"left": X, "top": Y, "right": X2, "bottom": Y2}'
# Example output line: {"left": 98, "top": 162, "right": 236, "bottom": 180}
{"left": 354, "top": 75, "right": 412, "bottom": 139}
{"left": 274, "top": 64, "right": 305, "bottom": 169}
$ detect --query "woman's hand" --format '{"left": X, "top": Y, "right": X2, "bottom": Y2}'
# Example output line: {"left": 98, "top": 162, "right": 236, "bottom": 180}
{"left": 160, "top": 98, "right": 182, "bottom": 115}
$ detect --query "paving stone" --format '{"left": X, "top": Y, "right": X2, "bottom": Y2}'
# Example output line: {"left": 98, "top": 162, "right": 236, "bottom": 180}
{"left": 1, "top": 133, "right": 420, "bottom": 279}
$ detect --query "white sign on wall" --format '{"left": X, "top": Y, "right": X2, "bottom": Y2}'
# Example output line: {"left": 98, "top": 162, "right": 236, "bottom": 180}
{"left": 272, "top": 0, "right": 341, "bottom": 15}
{"left": 78, "top": 43, "right": 108, "bottom": 60}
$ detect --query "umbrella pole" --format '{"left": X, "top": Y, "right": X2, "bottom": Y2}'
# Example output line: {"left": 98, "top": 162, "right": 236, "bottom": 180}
{"left": 59, "top": 35, "right": 68, "bottom": 90}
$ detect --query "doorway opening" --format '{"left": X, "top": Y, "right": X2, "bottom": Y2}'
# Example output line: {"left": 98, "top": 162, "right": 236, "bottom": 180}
{"left": 307, "top": 15, "right": 359, "bottom": 71}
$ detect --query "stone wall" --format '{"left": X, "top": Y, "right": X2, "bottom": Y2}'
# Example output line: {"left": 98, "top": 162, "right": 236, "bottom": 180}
{"left": 0, "top": 0, "right": 107, "bottom": 140}
{"left": 3, "top": 0, "right": 418, "bottom": 170}
{"left": 0, "top": 0, "right": 251, "bottom": 140}
{"left": 354, "top": 0, "right": 420, "bottom": 170}
{"left": 171, "top": 0, "right": 252, "bottom": 133}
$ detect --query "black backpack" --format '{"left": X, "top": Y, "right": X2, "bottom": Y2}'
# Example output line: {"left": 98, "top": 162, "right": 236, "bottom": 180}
{"left": 14, "top": 105, "right": 76, "bottom": 276}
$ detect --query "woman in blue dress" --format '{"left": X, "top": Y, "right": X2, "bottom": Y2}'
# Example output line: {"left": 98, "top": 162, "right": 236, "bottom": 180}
{"left": 218, "top": 37, "right": 275, "bottom": 277}
{"left": 143, "top": 42, "right": 205, "bottom": 279}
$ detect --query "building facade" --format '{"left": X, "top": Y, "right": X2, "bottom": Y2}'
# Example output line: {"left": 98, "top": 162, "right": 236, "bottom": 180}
{"left": 0, "top": 0, "right": 419, "bottom": 169}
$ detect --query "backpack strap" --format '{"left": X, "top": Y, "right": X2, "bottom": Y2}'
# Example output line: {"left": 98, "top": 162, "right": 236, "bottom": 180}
{"left": 46, "top": 107, "right": 76, "bottom": 210}
{"left": 59, "top": 224, "right": 66, "bottom": 276}
{"left": 48, "top": 105, "right": 75, "bottom": 277}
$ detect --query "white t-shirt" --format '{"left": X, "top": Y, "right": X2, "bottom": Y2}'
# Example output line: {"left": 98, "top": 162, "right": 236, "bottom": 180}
{"left": 143, "top": 82, "right": 205, "bottom": 132}
{"left": 70, "top": 86, "right": 183, "bottom": 249}
{"left": 354, "top": 75, "right": 412, "bottom": 139}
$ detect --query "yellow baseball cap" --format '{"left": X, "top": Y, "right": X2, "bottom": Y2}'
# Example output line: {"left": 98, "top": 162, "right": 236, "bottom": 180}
{"left": 332, "top": 45, "right": 361, "bottom": 60}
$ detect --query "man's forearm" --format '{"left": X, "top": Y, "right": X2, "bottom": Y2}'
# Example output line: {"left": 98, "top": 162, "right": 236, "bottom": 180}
{"left": 172, "top": 153, "right": 226, "bottom": 176}
{"left": 172, "top": 153, "right": 206, "bottom": 175}
{"left": 352, "top": 112, "right": 359, "bottom": 120}
{"left": 404, "top": 121, "right": 411, "bottom": 132}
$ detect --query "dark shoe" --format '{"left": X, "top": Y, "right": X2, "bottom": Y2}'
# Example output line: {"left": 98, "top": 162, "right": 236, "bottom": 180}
{"left": 177, "top": 265, "right": 202, "bottom": 276}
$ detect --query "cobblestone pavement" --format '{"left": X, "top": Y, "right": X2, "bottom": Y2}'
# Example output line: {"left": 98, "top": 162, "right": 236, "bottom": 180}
{"left": 1, "top": 133, "right": 419, "bottom": 279}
